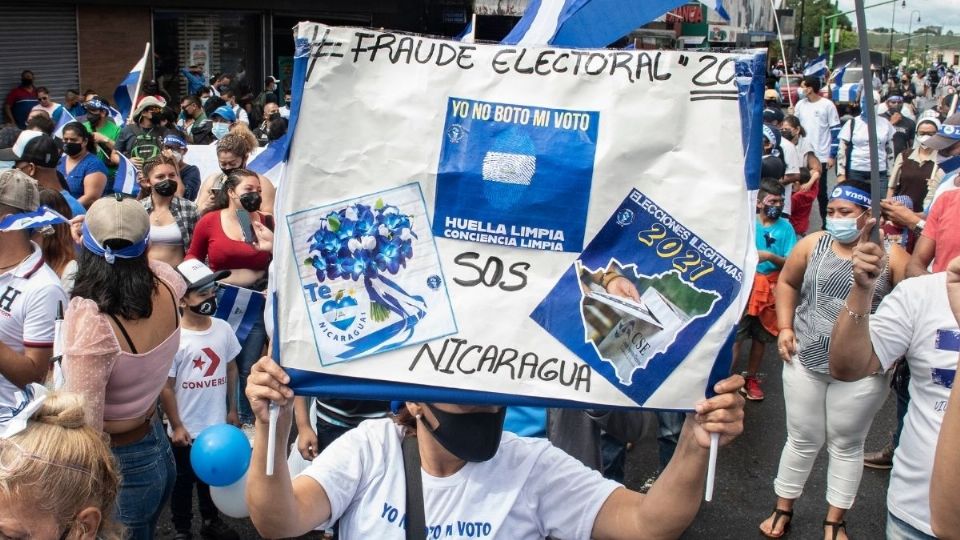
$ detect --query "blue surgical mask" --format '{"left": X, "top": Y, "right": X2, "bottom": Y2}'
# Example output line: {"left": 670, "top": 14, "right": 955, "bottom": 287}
{"left": 211, "top": 122, "right": 230, "bottom": 140}
{"left": 825, "top": 213, "right": 864, "bottom": 244}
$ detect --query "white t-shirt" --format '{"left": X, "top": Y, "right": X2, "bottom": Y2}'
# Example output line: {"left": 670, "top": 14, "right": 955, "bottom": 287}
{"left": 869, "top": 273, "right": 958, "bottom": 536}
{"left": 838, "top": 116, "right": 895, "bottom": 172}
{"left": 795, "top": 97, "right": 841, "bottom": 162}
{"left": 167, "top": 318, "right": 241, "bottom": 438}
{"left": 780, "top": 138, "right": 801, "bottom": 214}
{"left": 0, "top": 245, "right": 67, "bottom": 427}
{"left": 300, "top": 418, "right": 621, "bottom": 540}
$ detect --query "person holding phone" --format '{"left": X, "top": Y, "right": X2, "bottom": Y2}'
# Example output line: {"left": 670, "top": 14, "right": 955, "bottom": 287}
{"left": 185, "top": 169, "right": 272, "bottom": 430}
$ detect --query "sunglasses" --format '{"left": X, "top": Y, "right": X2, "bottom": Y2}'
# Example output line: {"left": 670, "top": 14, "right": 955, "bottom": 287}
{"left": 0, "top": 439, "right": 94, "bottom": 479}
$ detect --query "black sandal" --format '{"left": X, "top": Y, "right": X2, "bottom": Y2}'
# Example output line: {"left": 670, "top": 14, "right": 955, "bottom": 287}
{"left": 823, "top": 520, "right": 847, "bottom": 540}
{"left": 760, "top": 508, "right": 793, "bottom": 538}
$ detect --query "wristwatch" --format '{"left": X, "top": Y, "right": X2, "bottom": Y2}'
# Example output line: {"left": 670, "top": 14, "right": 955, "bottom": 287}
{"left": 913, "top": 219, "right": 926, "bottom": 234}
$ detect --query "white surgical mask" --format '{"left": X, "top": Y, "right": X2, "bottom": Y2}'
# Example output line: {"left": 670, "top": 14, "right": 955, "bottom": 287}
{"left": 916, "top": 134, "right": 932, "bottom": 148}
{"left": 211, "top": 122, "right": 230, "bottom": 140}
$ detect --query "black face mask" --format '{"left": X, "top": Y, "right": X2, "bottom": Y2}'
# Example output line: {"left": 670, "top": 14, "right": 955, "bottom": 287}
{"left": 268, "top": 112, "right": 281, "bottom": 121}
{"left": 153, "top": 179, "right": 177, "bottom": 197}
{"left": 239, "top": 192, "right": 262, "bottom": 212}
{"left": 422, "top": 404, "right": 506, "bottom": 462}
{"left": 63, "top": 142, "right": 83, "bottom": 157}
{"left": 220, "top": 166, "right": 240, "bottom": 177}
{"left": 780, "top": 129, "right": 795, "bottom": 141}
{"left": 188, "top": 296, "right": 218, "bottom": 316}
{"left": 21, "top": 77, "right": 32, "bottom": 87}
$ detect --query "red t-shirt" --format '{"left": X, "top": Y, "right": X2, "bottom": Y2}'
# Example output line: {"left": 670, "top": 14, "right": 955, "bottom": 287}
{"left": 922, "top": 188, "right": 960, "bottom": 273}
{"left": 186, "top": 210, "right": 272, "bottom": 272}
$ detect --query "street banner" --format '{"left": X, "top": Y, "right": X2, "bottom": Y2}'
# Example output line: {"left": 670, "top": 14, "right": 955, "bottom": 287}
{"left": 273, "top": 23, "right": 764, "bottom": 410}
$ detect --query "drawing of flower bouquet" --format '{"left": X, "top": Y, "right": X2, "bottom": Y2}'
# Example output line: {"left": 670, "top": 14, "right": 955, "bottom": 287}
{"left": 303, "top": 197, "right": 428, "bottom": 359}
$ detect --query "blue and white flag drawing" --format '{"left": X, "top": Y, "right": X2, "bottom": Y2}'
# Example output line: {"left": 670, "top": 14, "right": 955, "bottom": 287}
{"left": 803, "top": 55, "right": 828, "bottom": 78}
{"left": 53, "top": 109, "right": 76, "bottom": 139}
{"left": 830, "top": 60, "right": 853, "bottom": 84}
{"left": 0, "top": 206, "right": 69, "bottom": 232}
{"left": 113, "top": 43, "right": 150, "bottom": 124}
{"left": 215, "top": 284, "right": 267, "bottom": 344}
{"left": 112, "top": 153, "right": 140, "bottom": 196}
{"left": 502, "top": 0, "right": 726, "bottom": 48}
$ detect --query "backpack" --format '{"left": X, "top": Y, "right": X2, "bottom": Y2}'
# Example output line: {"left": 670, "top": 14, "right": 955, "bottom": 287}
{"left": 128, "top": 125, "right": 164, "bottom": 161}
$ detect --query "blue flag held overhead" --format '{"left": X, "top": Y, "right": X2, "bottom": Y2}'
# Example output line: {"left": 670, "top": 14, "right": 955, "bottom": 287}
{"left": 52, "top": 109, "right": 76, "bottom": 139}
{"left": 113, "top": 43, "right": 150, "bottom": 124}
{"left": 502, "top": 0, "right": 727, "bottom": 48}
{"left": 803, "top": 55, "right": 828, "bottom": 78}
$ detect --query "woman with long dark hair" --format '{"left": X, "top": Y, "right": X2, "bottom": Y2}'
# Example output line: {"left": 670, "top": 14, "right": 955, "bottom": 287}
{"left": 186, "top": 169, "right": 272, "bottom": 429}
{"left": 62, "top": 195, "right": 186, "bottom": 539}
{"left": 34, "top": 189, "right": 77, "bottom": 291}
{"left": 57, "top": 122, "right": 109, "bottom": 208}
{"left": 140, "top": 156, "right": 198, "bottom": 268}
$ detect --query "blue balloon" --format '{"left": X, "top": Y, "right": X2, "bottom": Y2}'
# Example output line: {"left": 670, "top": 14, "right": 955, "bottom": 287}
{"left": 190, "top": 424, "right": 251, "bottom": 487}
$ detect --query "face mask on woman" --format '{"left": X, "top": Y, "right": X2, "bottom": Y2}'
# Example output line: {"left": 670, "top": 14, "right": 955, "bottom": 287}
{"left": 153, "top": 179, "right": 177, "bottom": 197}
{"left": 211, "top": 122, "right": 230, "bottom": 140}
{"left": 825, "top": 213, "right": 864, "bottom": 244}
{"left": 238, "top": 192, "right": 262, "bottom": 212}
{"left": 188, "top": 296, "right": 218, "bottom": 316}
{"left": 63, "top": 142, "right": 83, "bottom": 157}
{"left": 421, "top": 404, "right": 506, "bottom": 462}
{"left": 915, "top": 134, "right": 933, "bottom": 148}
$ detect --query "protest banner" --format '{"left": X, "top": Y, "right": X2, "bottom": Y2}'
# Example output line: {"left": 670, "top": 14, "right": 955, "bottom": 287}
{"left": 272, "top": 23, "right": 764, "bottom": 410}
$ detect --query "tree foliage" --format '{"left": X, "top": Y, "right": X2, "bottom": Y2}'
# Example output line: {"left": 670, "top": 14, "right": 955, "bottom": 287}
{"left": 784, "top": 0, "right": 852, "bottom": 55}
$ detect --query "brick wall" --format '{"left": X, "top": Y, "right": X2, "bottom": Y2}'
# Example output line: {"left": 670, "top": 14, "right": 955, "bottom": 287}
{"left": 77, "top": 5, "right": 152, "bottom": 98}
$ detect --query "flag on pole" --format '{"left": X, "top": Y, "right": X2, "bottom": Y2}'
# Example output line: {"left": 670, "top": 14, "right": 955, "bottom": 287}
{"left": 53, "top": 109, "right": 76, "bottom": 139}
{"left": 0, "top": 206, "right": 68, "bottom": 232}
{"left": 113, "top": 43, "right": 150, "bottom": 124}
{"left": 712, "top": 0, "right": 730, "bottom": 21}
{"left": 803, "top": 55, "right": 828, "bottom": 78}
{"left": 830, "top": 60, "right": 853, "bottom": 84}
{"left": 502, "top": 0, "right": 719, "bottom": 48}
{"left": 215, "top": 284, "right": 267, "bottom": 343}
{"left": 112, "top": 153, "right": 141, "bottom": 196}
{"left": 457, "top": 14, "right": 476, "bottom": 43}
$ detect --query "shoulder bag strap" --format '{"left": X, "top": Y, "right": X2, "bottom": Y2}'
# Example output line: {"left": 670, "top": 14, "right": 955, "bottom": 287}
{"left": 402, "top": 436, "right": 427, "bottom": 540}
{"left": 844, "top": 120, "right": 855, "bottom": 178}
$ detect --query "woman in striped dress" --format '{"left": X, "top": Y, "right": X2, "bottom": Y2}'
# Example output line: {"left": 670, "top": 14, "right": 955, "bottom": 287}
{"left": 759, "top": 181, "right": 909, "bottom": 540}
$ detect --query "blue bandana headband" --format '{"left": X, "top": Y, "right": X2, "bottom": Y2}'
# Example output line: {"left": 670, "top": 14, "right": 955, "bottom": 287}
{"left": 81, "top": 222, "right": 148, "bottom": 264}
{"left": 830, "top": 185, "right": 871, "bottom": 208}
{"left": 939, "top": 123, "right": 960, "bottom": 141}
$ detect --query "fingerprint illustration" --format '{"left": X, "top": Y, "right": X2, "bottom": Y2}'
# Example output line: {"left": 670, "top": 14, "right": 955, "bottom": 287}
{"left": 482, "top": 152, "right": 536, "bottom": 185}
{"left": 481, "top": 129, "right": 537, "bottom": 210}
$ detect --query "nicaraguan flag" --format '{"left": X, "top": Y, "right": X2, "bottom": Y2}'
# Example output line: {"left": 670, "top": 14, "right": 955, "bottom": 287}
{"left": 215, "top": 284, "right": 266, "bottom": 343}
{"left": 803, "top": 55, "right": 828, "bottom": 78}
{"left": 502, "top": 0, "right": 712, "bottom": 48}
{"left": 112, "top": 153, "right": 140, "bottom": 196}
{"left": 0, "top": 206, "right": 68, "bottom": 232}
{"left": 53, "top": 108, "right": 76, "bottom": 139}
{"left": 831, "top": 60, "right": 853, "bottom": 84}
{"left": 113, "top": 43, "right": 150, "bottom": 124}
{"left": 457, "top": 14, "right": 476, "bottom": 43}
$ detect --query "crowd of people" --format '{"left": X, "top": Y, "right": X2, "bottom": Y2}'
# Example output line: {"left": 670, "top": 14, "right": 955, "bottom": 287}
{"left": 1, "top": 49, "right": 960, "bottom": 540}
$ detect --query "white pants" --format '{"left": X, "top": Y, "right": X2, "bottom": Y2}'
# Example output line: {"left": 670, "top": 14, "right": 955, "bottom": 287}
{"left": 774, "top": 360, "right": 891, "bottom": 509}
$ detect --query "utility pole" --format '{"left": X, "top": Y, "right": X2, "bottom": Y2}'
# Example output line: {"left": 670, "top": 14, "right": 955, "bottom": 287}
{"left": 797, "top": 0, "right": 806, "bottom": 60}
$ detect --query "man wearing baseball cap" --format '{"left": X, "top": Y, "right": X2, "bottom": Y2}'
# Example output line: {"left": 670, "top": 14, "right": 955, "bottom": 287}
{"left": 0, "top": 131, "right": 85, "bottom": 217}
{"left": 116, "top": 95, "right": 169, "bottom": 164}
{"left": 161, "top": 134, "right": 202, "bottom": 201}
{"left": 907, "top": 113, "right": 960, "bottom": 278}
{"left": 0, "top": 169, "right": 68, "bottom": 429}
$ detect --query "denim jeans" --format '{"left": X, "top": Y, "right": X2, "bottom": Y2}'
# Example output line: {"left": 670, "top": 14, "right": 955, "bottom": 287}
{"left": 656, "top": 411, "right": 686, "bottom": 469}
{"left": 886, "top": 511, "right": 936, "bottom": 540}
{"left": 847, "top": 169, "right": 890, "bottom": 197}
{"left": 170, "top": 442, "right": 217, "bottom": 533}
{"left": 112, "top": 416, "right": 176, "bottom": 540}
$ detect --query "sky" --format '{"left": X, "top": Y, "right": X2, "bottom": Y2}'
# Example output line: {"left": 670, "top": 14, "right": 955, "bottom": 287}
{"left": 835, "top": 0, "right": 960, "bottom": 34}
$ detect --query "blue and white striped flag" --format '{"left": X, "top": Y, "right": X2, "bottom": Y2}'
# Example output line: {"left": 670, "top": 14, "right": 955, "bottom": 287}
{"left": 830, "top": 60, "right": 853, "bottom": 85}
{"left": 215, "top": 284, "right": 266, "bottom": 344}
{"left": 113, "top": 43, "right": 150, "bottom": 124}
{"left": 0, "top": 206, "right": 68, "bottom": 232}
{"left": 106, "top": 104, "right": 125, "bottom": 127}
{"left": 502, "top": 0, "right": 726, "bottom": 48}
{"left": 803, "top": 55, "right": 828, "bottom": 78}
{"left": 112, "top": 153, "right": 140, "bottom": 196}
{"left": 457, "top": 14, "right": 476, "bottom": 43}
{"left": 53, "top": 109, "right": 76, "bottom": 139}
